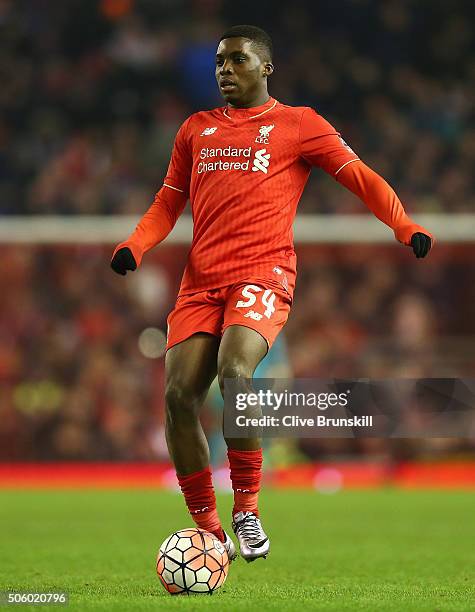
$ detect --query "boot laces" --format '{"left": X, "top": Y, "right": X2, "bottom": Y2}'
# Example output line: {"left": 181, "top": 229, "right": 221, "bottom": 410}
{"left": 235, "top": 514, "right": 264, "bottom": 544}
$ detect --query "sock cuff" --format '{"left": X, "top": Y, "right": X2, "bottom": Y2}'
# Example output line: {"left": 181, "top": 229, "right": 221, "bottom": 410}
{"left": 228, "top": 450, "right": 263, "bottom": 512}
{"left": 228, "top": 448, "right": 263, "bottom": 469}
{"left": 227, "top": 448, "right": 263, "bottom": 458}
{"left": 177, "top": 466, "right": 212, "bottom": 488}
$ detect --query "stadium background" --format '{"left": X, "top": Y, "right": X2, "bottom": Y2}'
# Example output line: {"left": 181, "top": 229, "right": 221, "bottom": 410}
{"left": 1, "top": 0, "right": 474, "bottom": 482}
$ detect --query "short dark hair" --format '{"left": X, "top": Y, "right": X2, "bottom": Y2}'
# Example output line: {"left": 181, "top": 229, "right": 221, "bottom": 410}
{"left": 219, "top": 25, "right": 273, "bottom": 61}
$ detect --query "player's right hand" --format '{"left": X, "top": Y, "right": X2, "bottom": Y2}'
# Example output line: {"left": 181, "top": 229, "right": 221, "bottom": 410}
{"left": 410, "top": 232, "right": 432, "bottom": 258}
{"left": 110, "top": 247, "right": 137, "bottom": 275}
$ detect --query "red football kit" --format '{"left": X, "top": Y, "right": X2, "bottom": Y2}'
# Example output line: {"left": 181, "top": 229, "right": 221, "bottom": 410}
{"left": 113, "top": 96, "right": 432, "bottom": 351}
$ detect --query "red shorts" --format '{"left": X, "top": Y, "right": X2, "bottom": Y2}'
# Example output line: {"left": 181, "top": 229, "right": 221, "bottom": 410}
{"left": 166, "top": 278, "right": 292, "bottom": 352}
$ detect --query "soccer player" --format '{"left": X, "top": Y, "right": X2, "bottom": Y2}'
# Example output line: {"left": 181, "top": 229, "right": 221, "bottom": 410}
{"left": 111, "top": 25, "right": 433, "bottom": 562}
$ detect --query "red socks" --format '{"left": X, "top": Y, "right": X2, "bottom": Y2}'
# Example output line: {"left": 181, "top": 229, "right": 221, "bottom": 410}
{"left": 177, "top": 467, "right": 224, "bottom": 543}
{"left": 228, "top": 448, "right": 263, "bottom": 517}
{"left": 177, "top": 450, "right": 262, "bottom": 540}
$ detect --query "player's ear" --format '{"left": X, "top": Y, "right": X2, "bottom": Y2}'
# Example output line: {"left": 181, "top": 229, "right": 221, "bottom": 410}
{"left": 263, "top": 63, "right": 274, "bottom": 77}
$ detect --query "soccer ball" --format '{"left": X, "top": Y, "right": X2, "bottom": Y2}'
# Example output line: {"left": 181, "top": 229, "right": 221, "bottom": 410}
{"left": 156, "top": 528, "right": 229, "bottom": 595}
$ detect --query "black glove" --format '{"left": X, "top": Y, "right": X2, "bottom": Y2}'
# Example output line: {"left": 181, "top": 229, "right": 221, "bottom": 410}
{"left": 110, "top": 247, "right": 137, "bottom": 275}
{"left": 411, "top": 233, "right": 432, "bottom": 258}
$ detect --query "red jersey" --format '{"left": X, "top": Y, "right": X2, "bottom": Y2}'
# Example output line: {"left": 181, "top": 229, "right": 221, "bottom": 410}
{"left": 113, "top": 96, "right": 432, "bottom": 298}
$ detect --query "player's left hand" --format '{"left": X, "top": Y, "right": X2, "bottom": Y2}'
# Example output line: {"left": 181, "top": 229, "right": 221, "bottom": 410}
{"left": 111, "top": 247, "right": 137, "bottom": 275}
{"left": 410, "top": 232, "right": 432, "bottom": 258}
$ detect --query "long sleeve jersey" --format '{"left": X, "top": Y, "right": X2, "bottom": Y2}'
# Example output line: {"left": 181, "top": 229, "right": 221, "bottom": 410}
{"left": 113, "top": 96, "right": 432, "bottom": 298}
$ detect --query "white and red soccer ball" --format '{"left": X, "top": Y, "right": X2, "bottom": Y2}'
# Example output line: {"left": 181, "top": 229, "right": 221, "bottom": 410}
{"left": 156, "top": 528, "right": 229, "bottom": 595}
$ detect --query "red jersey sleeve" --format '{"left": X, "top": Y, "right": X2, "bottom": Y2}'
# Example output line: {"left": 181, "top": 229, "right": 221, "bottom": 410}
{"left": 163, "top": 117, "right": 193, "bottom": 197}
{"left": 111, "top": 118, "right": 192, "bottom": 266}
{"left": 299, "top": 108, "right": 360, "bottom": 176}
{"left": 111, "top": 186, "right": 187, "bottom": 266}
{"left": 336, "top": 160, "right": 434, "bottom": 246}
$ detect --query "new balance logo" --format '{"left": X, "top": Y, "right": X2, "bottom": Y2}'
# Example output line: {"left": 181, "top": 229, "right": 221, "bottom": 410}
{"left": 201, "top": 127, "right": 217, "bottom": 136}
{"left": 244, "top": 310, "right": 263, "bottom": 321}
{"left": 252, "top": 148, "right": 271, "bottom": 174}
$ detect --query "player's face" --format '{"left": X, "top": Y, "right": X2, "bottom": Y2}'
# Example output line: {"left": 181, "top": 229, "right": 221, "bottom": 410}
{"left": 215, "top": 37, "right": 270, "bottom": 107}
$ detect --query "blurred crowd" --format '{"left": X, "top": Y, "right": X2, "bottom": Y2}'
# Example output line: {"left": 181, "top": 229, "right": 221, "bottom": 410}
{"left": 1, "top": 0, "right": 474, "bottom": 216}
{"left": 1, "top": 0, "right": 474, "bottom": 462}
{"left": 1, "top": 244, "right": 474, "bottom": 462}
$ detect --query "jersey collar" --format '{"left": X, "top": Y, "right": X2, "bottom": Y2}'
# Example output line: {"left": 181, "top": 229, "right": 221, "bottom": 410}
{"left": 222, "top": 97, "right": 277, "bottom": 121}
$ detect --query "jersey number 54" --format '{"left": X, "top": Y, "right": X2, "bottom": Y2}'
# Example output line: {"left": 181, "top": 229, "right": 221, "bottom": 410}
{"left": 236, "top": 285, "right": 276, "bottom": 319}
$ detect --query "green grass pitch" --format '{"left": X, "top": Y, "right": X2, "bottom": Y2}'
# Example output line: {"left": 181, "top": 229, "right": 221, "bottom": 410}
{"left": 1, "top": 489, "right": 474, "bottom": 611}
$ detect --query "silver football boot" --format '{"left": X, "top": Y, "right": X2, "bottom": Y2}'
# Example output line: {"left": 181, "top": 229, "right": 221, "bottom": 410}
{"left": 232, "top": 511, "right": 270, "bottom": 562}
{"left": 222, "top": 530, "right": 237, "bottom": 561}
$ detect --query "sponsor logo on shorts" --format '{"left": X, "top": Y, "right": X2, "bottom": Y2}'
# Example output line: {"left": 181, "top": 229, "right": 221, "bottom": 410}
{"left": 244, "top": 310, "right": 263, "bottom": 321}
{"left": 273, "top": 266, "right": 289, "bottom": 291}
